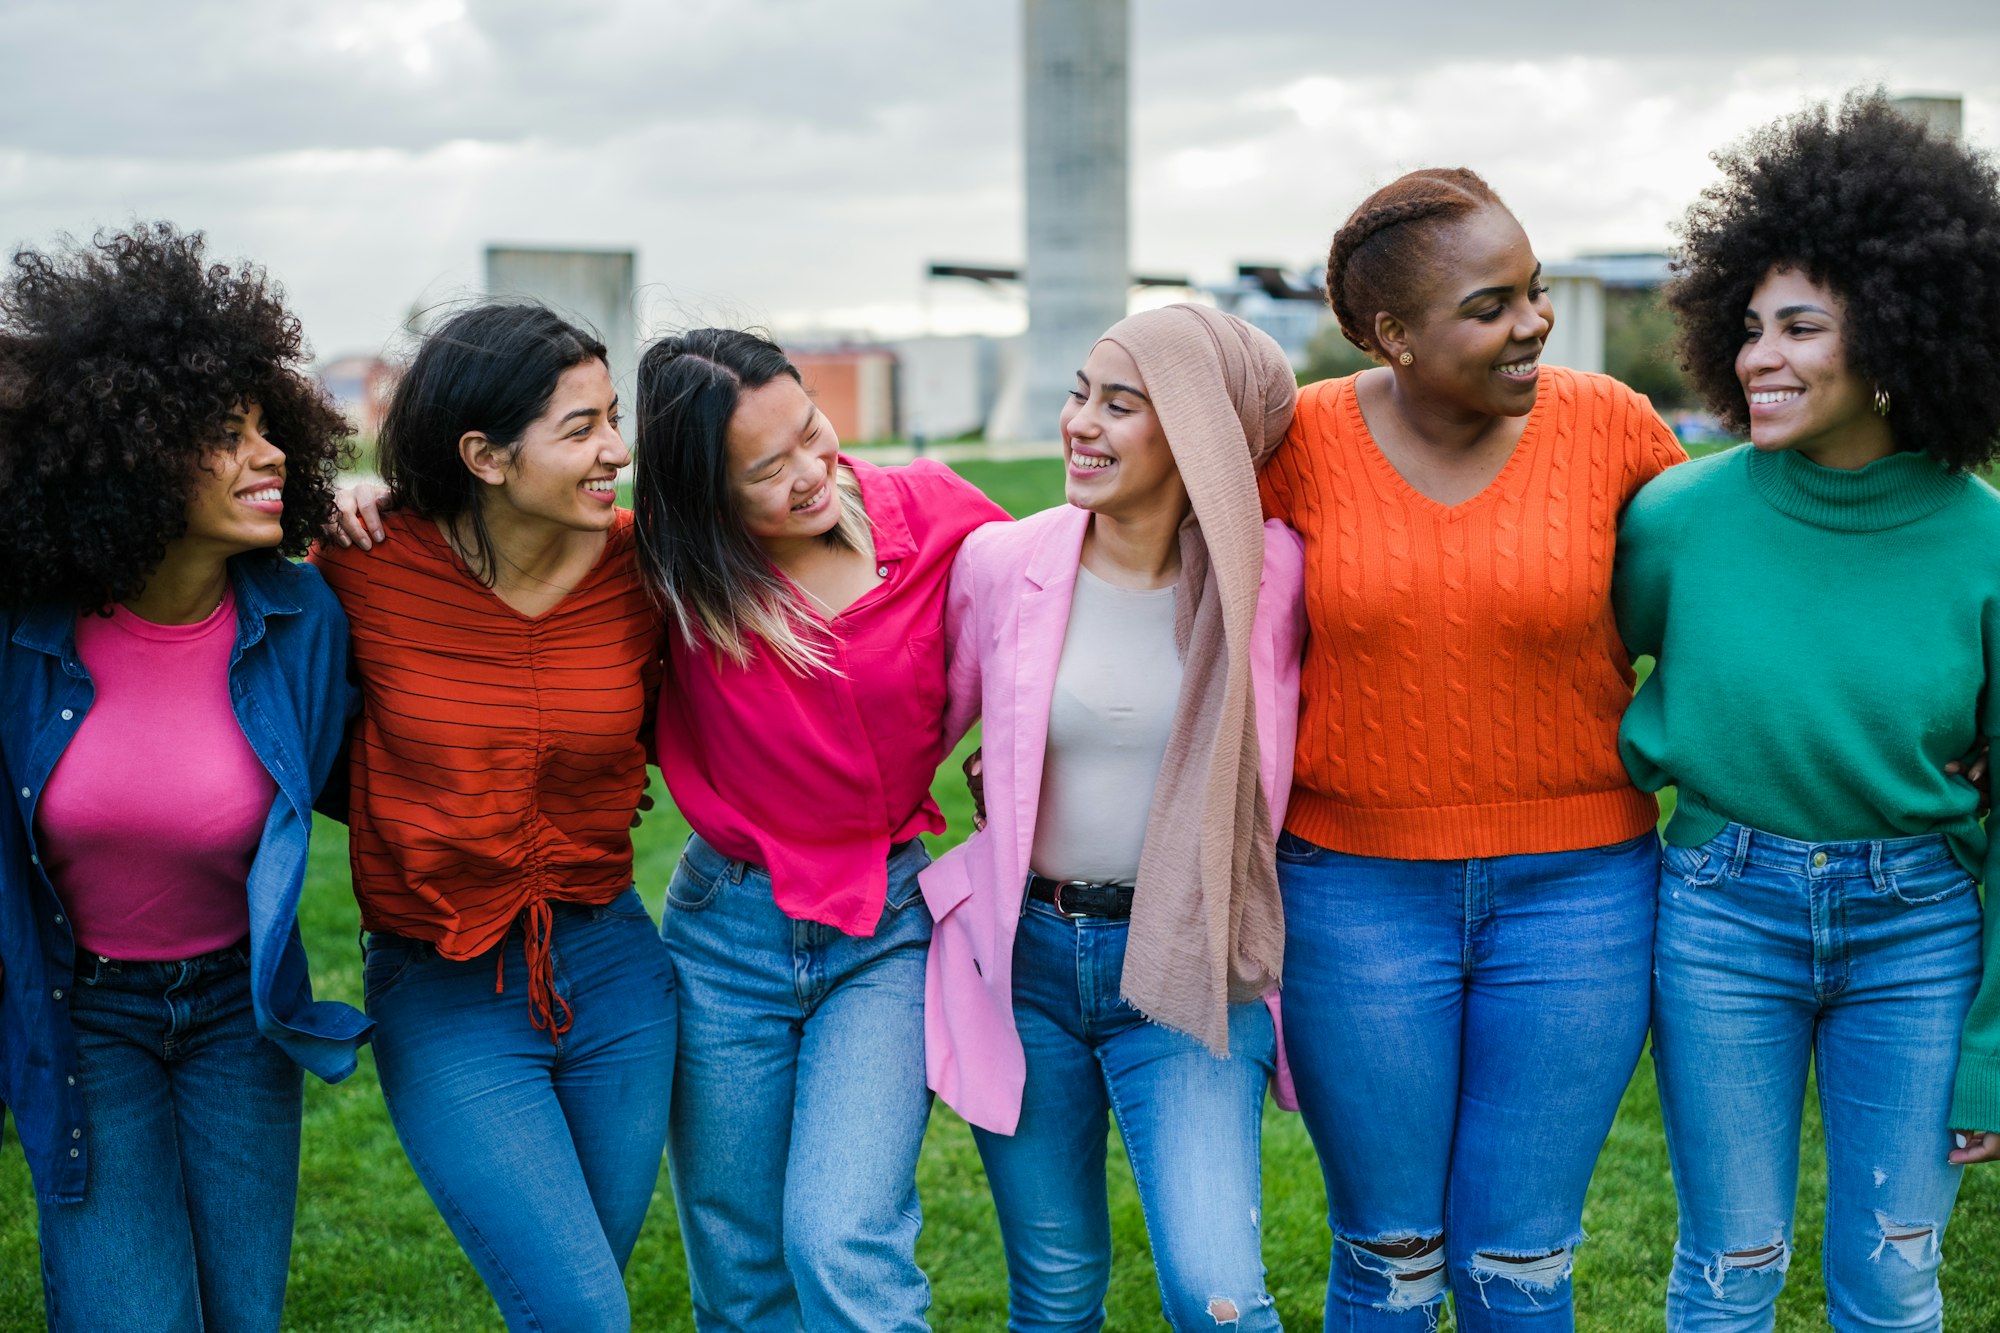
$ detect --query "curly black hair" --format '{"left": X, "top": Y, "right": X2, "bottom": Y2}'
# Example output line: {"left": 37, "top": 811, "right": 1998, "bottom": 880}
{"left": 1667, "top": 90, "right": 2000, "bottom": 471}
{"left": 0, "top": 223, "right": 351, "bottom": 610}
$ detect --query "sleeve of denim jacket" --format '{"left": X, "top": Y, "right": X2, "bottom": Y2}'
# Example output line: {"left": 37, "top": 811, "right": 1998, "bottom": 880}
{"left": 298, "top": 566, "right": 358, "bottom": 825}
{"left": 1949, "top": 590, "right": 2000, "bottom": 1132}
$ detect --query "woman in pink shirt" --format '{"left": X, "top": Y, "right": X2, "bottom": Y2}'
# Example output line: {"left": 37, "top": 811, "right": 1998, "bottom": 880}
{"left": 922, "top": 305, "right": 1304, "bottom": 1330}
{"left": 633, "top": 328, "right": 1007, "bottom": 1331}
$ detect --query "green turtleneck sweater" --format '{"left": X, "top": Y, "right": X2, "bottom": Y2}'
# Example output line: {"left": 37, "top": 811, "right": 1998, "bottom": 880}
{"left": 1616, "top": 443, "right": 2000, "bottom": 1129}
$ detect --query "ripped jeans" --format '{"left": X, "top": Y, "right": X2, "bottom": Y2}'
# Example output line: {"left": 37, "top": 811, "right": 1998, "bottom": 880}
{"left": 1653, "top": 824, "right": 1981, "bottom": 1332}
{"left": 971, "top": 899, "right": 1280, "bottom": 1332}
{"left": 1276, "top": 831, "right": 1656, "bottom": 1330}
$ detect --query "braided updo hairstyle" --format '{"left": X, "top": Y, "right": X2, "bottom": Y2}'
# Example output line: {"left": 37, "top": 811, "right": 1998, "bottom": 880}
{"left": 1326, "top": 168, "right": 1505, "bottom": 356}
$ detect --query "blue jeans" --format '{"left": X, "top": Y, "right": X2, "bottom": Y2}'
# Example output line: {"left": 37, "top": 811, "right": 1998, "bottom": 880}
{"left": 36, "top": 941, "right": 302, "bottom": 1333}
{"left": 1653, "top": 825, "right": 1982, "bottom": 1332}
{"left": 1276, "top": 831, "right": 1656, "bottom": 1331}
{"left": 364, "top": 889, "right": 676, "bottom": 1333}
{"left": 663, "top": 833, "right": 935, "bottom": 1333}
{"left": 971, "top": 899, "right": 1280, "bottom": 1332}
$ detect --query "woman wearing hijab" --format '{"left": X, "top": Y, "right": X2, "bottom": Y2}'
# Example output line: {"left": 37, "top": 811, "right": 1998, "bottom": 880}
{"left": 922, "top": 304, "right": 1306, "bottom": 1331}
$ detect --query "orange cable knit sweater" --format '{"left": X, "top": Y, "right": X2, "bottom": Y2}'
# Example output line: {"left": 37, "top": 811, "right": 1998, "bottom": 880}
{"left": 1259, "top": 367, "right": 1686, "bottom": 858}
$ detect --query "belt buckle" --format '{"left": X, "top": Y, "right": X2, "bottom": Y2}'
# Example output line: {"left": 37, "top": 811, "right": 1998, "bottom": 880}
{"left": 1050, "top": 879, "right": 1093, "bottom": 919}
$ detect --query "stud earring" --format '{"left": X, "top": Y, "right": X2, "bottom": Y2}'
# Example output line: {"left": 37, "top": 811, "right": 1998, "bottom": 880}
{"left": 1398, "top": 351, "right": 1414, "bottom": 367}
{"left": 1873, "top": 386, "right": 1891, "bottom": 417}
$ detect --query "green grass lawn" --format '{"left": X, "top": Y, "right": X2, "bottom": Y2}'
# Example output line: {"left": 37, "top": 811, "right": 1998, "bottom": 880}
{"left": 5, "top": 453, "right": 1999, "bottom": 1329}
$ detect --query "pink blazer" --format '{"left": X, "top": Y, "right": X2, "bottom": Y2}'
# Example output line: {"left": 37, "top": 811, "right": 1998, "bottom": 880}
{"left": 919, "top": 503, "right": 1307, "bottom": 1134}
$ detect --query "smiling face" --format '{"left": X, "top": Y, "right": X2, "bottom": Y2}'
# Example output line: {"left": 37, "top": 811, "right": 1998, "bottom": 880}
{"left": 1735, "top": 266, "right": 1892, "bottom": 468}
{"left": 725, "top": 374, "right": 843, "bottom": 552}
{"left": 181, "top": 401, "right": 289, "bottom": 557}
{"left": 479, "top": 358, "right": 628, "bottom": 531}
{"left": 1386, "top": 206, "right": 1553, "bottom": 418}
{"left": 1059, "top": 340, "right": 1189, "bottom": 524}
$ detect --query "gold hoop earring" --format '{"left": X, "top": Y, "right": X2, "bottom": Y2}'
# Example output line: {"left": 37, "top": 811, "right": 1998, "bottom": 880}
{"left": 1398, "top": 351, "right": 1414, "bottom": 367}
{"left": 1873, "top": 386, "right": 1891, "bottom": 417}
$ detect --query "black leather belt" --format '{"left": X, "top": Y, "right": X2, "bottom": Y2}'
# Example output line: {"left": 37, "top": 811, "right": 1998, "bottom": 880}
{"left": 1026, "top": 873, "right": 1135, "bottom": 919}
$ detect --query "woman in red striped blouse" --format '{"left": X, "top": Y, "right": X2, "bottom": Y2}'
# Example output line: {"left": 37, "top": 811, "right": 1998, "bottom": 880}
{"left": 313, "top": 304, "right": 674, "bottom": 1333}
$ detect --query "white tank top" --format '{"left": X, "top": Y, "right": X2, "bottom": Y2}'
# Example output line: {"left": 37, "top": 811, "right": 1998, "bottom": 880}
{"left": 1029, "top": 566, "right": 1183, "bottom": 884}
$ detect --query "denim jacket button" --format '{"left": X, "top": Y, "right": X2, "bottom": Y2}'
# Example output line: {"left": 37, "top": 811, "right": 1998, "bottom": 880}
{"left": 66, "top": 1076, "right": 75, "bottom": 1086}
{"left": 51, "top": 989, "right": 62, "bottom": 1000}
{"left": 18, "top": 787, "right": 28, "bottom": 799}
{"left": 69, "top": 1149, "right": 78, "bottom": 1158}
{"left": 70, "top": 1127, "right": 80, "bottom": 1139}
{"left": 59, "top": 708, "right": 72, "bottom": 721}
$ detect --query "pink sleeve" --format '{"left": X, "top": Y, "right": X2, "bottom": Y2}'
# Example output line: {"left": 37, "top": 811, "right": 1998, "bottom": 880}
{"left": 1251, "top": 519, "right": 1306, "bottom": 1114}
{"left": 1251, "top": 520, "right": 1306, "bottom": 834}
{"left": 939, "top": 541, "right": 984, "bottom": 753}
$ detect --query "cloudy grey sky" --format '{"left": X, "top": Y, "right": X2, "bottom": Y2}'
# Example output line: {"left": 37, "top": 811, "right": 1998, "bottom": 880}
{"left": 4, "top": 0, "right": 1996, "bottom": 359}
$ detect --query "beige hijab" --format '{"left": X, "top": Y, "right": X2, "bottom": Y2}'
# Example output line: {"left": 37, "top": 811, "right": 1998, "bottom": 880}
{"left": 1099, "top": 303, "right": 1296, "bottom": 1055}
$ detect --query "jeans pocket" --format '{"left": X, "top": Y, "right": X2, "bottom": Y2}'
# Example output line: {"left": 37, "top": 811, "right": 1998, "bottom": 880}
{"left": 882, "top": 839, "right": 935, "bottom": 913}
{"left": 598, "top": 887, "right": 656, "bottom": 923}
{"left": 1661, "top": 839, "right": 1724, "bottom": 889}
{"left": 664, "top": 855, "right": 723, "bottom": 912}
{"left": 1275, "top": 829, "right": 1329, "bottom": 866}
{"left": 362, "top": 936, "right": 422, "bottom": 1002}
{"left": 1879, "top": 859, "right": 1978, "bottom": 906}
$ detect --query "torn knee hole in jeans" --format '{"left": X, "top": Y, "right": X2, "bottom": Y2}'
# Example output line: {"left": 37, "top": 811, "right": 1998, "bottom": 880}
{"left": 1342, "top": 1234, "right": 1447, "bottom": 1311}
{"left": 1870, "top": 1212, "right": 1940, "bottom": 1267}
{"left": 1206, "top": 1297, "right": 1238, "bottom": 1324}
{"left": 1701, "top": 1235, "right": 1791, "bottom": 1296}
{"left": 1467, "top": 1246, "right": 1576, "bottom": 1308}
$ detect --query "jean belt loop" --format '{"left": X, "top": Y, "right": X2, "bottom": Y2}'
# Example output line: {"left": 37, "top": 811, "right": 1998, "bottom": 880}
{"left": 1729, "top": 824, "right": 1752, "bottom": 878}
{"left": 1869, "top": 840, "right": 1890, "bottom": 894}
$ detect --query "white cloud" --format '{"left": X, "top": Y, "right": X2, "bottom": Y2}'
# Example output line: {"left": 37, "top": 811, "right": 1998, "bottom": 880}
{"left": 1, "top": 0, "right": 1994, "bottom": 357}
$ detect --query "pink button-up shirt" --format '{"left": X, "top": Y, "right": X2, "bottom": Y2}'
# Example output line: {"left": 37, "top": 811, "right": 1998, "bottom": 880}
{"left": 656, "top": 457, "right": 1009, "bottom": 935}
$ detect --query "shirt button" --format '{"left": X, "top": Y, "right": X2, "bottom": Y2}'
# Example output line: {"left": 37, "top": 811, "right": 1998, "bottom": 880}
{"left": 1811, "top": 851, "right": 1829, "bottom": 870}
{"left": 52, "top": 988, "right": 63, "bottom": 1000}
{"left": 19, "top": 788, "right": 28, "bottom": 799}
{"left": 70, "top": 1128, "right": 80, "bottom": 1139}
{"left": 60, "top": 709, "right": 73, "bottom": 721}
{"left": 66, "top": 1075, "right": 75, "bottom": 1086}
{"left": 69, "top": 1149, "right": 78, "bottom": 1158}
{"left": 877, "top": 566, "right": 889, "bottom": 577}
{"left": 53, "top": 913, "right": 63, "bottom": 925}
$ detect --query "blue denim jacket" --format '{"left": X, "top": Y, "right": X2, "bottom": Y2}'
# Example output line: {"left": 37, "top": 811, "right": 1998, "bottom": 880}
{"left": 1, "top": 554, "right": 372, "bottom": 1203}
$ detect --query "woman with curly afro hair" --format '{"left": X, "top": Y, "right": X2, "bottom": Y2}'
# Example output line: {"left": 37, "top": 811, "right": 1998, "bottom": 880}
{"left": 1617, "top": 90, "right": 2000, "bottom": 1329}
{"left": 0, "top": 223, "right": 369, "bottom": 1331}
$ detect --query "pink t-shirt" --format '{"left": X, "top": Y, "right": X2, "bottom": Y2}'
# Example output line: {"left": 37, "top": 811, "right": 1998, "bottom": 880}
{"left": 36, "top": 590, "right": 272, "bottom": 960}
{"left": 656, "top": 458, "right": 1008, "bottom": 936}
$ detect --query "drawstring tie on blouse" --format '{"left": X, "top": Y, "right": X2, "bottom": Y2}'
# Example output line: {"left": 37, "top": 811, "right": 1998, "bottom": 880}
{"left": 493, "top": 898, "right": 574, "bottom": 1041}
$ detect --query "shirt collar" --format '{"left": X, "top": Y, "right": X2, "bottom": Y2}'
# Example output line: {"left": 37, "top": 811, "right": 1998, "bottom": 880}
{"left": 844, "top": 456, "right": 915, "bottom": 562}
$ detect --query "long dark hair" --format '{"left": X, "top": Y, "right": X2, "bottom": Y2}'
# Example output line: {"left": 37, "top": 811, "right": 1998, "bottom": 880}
{"left": 377, "top": 303, "right": 608, "bottom": 583}
{"left": 632, "top": 327, "right": 869, "bottom": 673}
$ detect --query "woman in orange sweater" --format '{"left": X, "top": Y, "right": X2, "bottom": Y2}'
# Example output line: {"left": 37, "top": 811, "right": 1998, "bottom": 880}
{"left": 1259, "top": 168, "right": 1684, "bottom": 1331}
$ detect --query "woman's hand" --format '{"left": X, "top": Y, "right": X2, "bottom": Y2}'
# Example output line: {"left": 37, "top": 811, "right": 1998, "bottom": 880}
{"left": 630, "top": 790, "right": 655, "bottom": 829}
{"left": 1945, "top": 740, "right": 1990, "bottom": 815}
{"left": 964, "top": 748, "right": 985, "bottom": 831}
{"left": 1950, "top": 1129, "right": 2000, "bottom": 1165}
{"left": 327, "top": 480, "right": 392, "bottom": 550}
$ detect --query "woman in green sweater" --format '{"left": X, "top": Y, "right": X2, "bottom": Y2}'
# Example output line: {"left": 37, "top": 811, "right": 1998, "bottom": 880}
{"left": 1617, "top": 91, "right": 2000, "bottom": 1331}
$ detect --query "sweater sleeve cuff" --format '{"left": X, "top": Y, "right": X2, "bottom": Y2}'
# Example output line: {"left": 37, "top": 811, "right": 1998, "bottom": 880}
{"left": 1951, "top": 1054, "right": 2000, "bottom": 1132}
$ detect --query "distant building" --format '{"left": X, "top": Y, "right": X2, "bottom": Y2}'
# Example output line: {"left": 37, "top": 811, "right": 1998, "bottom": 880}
{"left": 319, "top": 354, "right": 400, "bottom": 438}
{"left": 788, "top": 344, "right": 899, "bottom": 444}
{"left": 484, "top": 246, "right": 638, "bottom": 402}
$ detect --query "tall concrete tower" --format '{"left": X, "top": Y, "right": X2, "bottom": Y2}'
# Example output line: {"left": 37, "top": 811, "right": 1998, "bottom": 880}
{"left": 1021, "top": 0, "right": 1129, "bottom": 437}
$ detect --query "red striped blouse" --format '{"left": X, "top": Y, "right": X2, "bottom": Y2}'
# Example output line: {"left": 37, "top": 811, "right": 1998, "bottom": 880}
{"left": 313, "top": 509, "right": 661, "bottom": 1033}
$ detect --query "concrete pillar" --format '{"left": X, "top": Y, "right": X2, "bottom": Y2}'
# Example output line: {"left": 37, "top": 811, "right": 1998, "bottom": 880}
{"left": 1891, "top": 94, "right": 1963, "bottom": 142}
{"left": 484, "top": 246, "right": 638, "bottom": 406}
{"left": 1019, "top": 0, "right": 1129, "bottom": 441}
